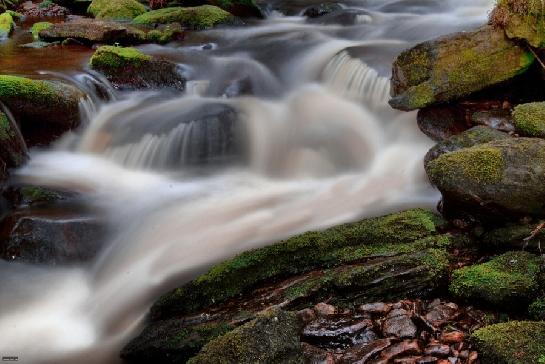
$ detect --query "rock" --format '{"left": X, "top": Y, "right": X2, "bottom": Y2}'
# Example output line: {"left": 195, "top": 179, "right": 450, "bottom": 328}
{"left": 359, "top": 302, "right": 392, "bottom": 315}
{"left": 0, "top": 75, "right": 85, "bottom": 146}
{"left": 341, "top": 338, "right": 392, "bottom": 363}
{"left": 425, "top": 344, "right": 450, "bottom": 357}
{"left": 512, "top": 101, "right": 545, "bottom": 137}
{"left": 424, "top": 303, "right": 459, "bottom": 328}
{"left": 0, "top": 12, "right": 15, "bottom": 40}
{"left": 132, "top": 5, "right": 236, "bottom": 29}
{"left": 481, "top": 222, "right": 545, "bottom": 251}
{"left": 528, "top": 297, "right": 545, "bottom": 320}
{"left": 303, "top": 3, "right": 342, "bottom": 18}
{"left": 314, "top": 302, "right": 336, "bottom": 316}
{"left": 297, "top": 308, "right": 316, "bottom": 323}
{"left": 426, "top": 138, "right": 545, "bottom": 219}
{"left": 439, "top": 331, "right": 465, "bottom": 344}
{"left": 302, "top": 315, "right": 375, "bottom": 348}
{"left": 186, "top": 308, "right": 303, "bottom": 364}
{"left": 207, "top": 0, "right": 262, "bottom": 18}
{"left": 471, "top": 321, "right": 545, "bottom": 364}
{"left": 89, "top": 45, "right": 185, "bottom": 91}
{"left": 30, "top": 21, "right": 52, "bottom": 40}
{"left": 489, "top": 0, "right": 545, "bottom": 48}
{"left": 87, "top": 0, "right": 145, "bottom": 20}
{"left": 416, "top": 357, "right": 439, "bottom": 364}
{"left": 471, "top": 109, "right": 515, "bottom": 133}
{"left": 149, "top": 209, "right": 447, "bottom": 319}
{"left": 382, "top": 308, "right": 418, "bottom": 339}
{"left": 0, "top": 111, "right": 27, "bottom": 181}
{"left": 450, "top": 251, "right": 541, "bottom": 308}
{"left": 19, "top": 40, "right": 58, "bottom": 48}
{"left": 380, "top": 340, "right": 422, "bottom": 361}
{"left": 389, "top": 26, "right": 534, "bottom": 111}
{"left": 1, "top": 214, "right": 106, "bottom": 264}
{"left": 417, "top": 106, "right": 469, "bottom": 142}
{"left": 19, "top": 0, "right": 69, "bottom": 18}
{"left": 424, "top": 126, "right": 509, "bottom": 167}
{"left": 38, "top": 17, "right": 143, "bottom": 44}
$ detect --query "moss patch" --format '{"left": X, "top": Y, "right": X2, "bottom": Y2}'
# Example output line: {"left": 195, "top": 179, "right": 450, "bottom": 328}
{"left": 0, "top": 75, "right": 61, "bottom": 104}
{"left": 513, "top": 102, "right": 545, "bottom": 137}
{"left": 0, "top": 111, "right": 15, "bottom": 140}
{"left": 133, "top": 5, "right": 234, "bottom": 29}
{"left": 450, "top": 251, "right": 542, "bottom": 308}
{"left": 31, "top": 22, "right": 52, "bottom": 41}
{"left": 490, "top": 0, "right": 545, "bottom": 48}
{"left": 88, "top": 0, "right": 145, "bottom": 20}
{"left": 529, "top": 297, "right": 545, "bottom": 320}
{"left": 89, "top": 45, "right": 151, "bottom": 69}
{"left": 471, "top": 321, "right": 545, "bottom": 364}
{"left": 0, "top": 12, "right": 14, "bottom": 38}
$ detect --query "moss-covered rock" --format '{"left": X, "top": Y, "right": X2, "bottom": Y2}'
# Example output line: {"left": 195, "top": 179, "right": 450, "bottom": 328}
{"left": 0, "top": 111, "right": 27, "bottom": 181}
{"left": 88, "top": 0, "right": 145, "bottom": 20}
{"left": 207, "top": 0, "right": 262, "bottom": 18}
{"left": 133, "top": 5, "right": 235, "bottom": 29}
{"left": 450, "top": 251, "right": 542, "bottom": 308}
{"left": 512, "top": 102, "right": 545, "bottom": 137}
{"left": 0, "top": 12, "right": 15, "bottom": 40}
{"left": 427, "top": 138, "right": 545, "bottom": 219}
{"left": 490, "top": 0, "right": 545, "bottom": 48}
{"left": 389, "top": 26, "right": 534, "bottom": 111}
{"left": 187, "top": 308, "right": 303, "bottom": 364}
{"left": 424, "top": 126, "right": 509, "bottom": 167}
{"left": 38, "top": 18, "right": 143, "bottom": 44}
{"left": 471, "top": 321, "right": 545, "bottom": 364}
{"left": 0, "top": 75, "right": 84, "bottom": 146}
{"left": 30, "top": 21, "right": 52, "bottom": 40}
{"left": 89, "top": 45, "right": 185, "bottom": 90}
{"left": 150, "top": 209, "right": 445, "bottom": 318}
{"left": 529, "top": 297, "right": 545, "bottom": 320}
{"left": 481, "top": 222, "right": 545, "bottom": 252}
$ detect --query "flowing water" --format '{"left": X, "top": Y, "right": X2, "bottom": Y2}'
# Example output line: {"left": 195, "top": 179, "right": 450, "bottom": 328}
{"left": 0, "top": 1, "right": 495, "bottom": 363}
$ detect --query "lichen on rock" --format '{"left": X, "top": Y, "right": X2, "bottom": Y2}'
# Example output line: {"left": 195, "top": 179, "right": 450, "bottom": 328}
{"left": 512, "top": 101, "right": 545, "bottom": 137}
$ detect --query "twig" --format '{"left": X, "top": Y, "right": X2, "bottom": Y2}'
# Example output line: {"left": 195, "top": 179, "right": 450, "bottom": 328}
{"left": 527, "top": 46, "right": 545, "bottom": 71}
{"left": 522, "top": 221, "right": 545, "bottom": 250}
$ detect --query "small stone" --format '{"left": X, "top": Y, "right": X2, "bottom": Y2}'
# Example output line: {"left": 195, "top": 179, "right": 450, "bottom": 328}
{"left": 380, "top": 340, "right": 421, "bottom": 361}
{"left": 382, "top": 309, "right": 418, "bottom": 339}
{"left": 315, "top": 302, "right": 336, "bottom": 316}
{"left": 425, "top": 304, "right": 460, "bottom": 328}
{"left": 359, "top": 302, "right": 392, "bottom": 315}
{"left": 341, "top": 338, "right": 392, "bottom": 363}
{"left": 424, "top": 344, "right": 450, "bottom": 357}
{"left": 417, "top": 357, "right": 438, "bottom": 364}
{"left": 468, "top": 351, "right": 478, "bottom": 364}
{"left": 440, "top": 331, "right": 465, "bottom": 344}
{"left": 297, "top": 308, "right": 316, "bottom": 324}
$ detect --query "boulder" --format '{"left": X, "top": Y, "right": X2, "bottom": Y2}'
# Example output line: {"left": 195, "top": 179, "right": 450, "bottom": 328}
{"left": 0, "top": 111, "right": 27, "bottom": 181}
{"left": 87, "top": 0, "right": 145, "bottom": 20}
{"left": 0, "top": 75, "right": 85, "bottom": 146}
{"left": 19, "top": 0, "right": 70, "bottom": 18}
{"left": 30, "top": 21, "right": 52, "bottom": 40}
{"left": 389, "top": 26, "right": 534, "bottom": 111}
{"left": 0, "top": 12, "right": 14, "bottom": 40}
{"left": 424, "top": 126, "right": 509, "bottom": 167}
{"left": 450, "top": 251, "right": 541, "bottom": 308}
{"left": 512, "top": 101, "right": 545, "bottom": 137}
{"left": 89, "top": 45, "right": 185, "bottom": 90}
{"left": 490, "top": 0, "right": 545, "bottom": 48}
{"left": 481, "top": 222, "right": 545, "bottom": 252}
{"left": 133, "top": 5, "right": 235, "bottom": 29}
{"left": 426, "top": 138, "right": 545, "bottom": 219}
{"left": 417, "top": 106, "right": 469, "bottom": 142}
{"left": 471, "top": 321, "right": 545, "bottom": 364}
{"left": 303, "top": 3, "right": 343, "bottom": 18}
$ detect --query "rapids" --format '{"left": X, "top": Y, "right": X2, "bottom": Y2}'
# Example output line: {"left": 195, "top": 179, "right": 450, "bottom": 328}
{"left": 0, "top": 1, "right": 495, "bottom": 363}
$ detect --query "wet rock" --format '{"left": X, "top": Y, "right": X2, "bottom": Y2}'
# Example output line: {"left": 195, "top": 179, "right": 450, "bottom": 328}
{"left": 359, "top": 302, "right": 392, "bottom": 315}
{"left": 450, "top": 251, "right": 541, "bottom": 308}
{"left": 425, "top": 344, "right": 450, "bottom": 357}
{"left": 424, "top": 126, "right": 509, "bottom": 167}
{"left": 89, "top": 46, "right": 185, "bottom": 91}
{"left": 471, "top": 321, "right": 545, "bottom": 364}
{"left": 0, "top": 12, "right": 15, "bottom": 40}
{"left": 471, "top": 109, "right": 514, "bottom": 133}
{"left": 490, "top": 0, "right": 545, "bottom": 48}
{"left": 381, "top": 340, "right": 422, "bottom": 361}
{"left": 0, "top": 111, "right": 27, "bottom": 181}
{"left": 207, "top": 0, "right": 263, "bottom": 18}
{"left": 297, "top": 308, "right": 316, "bottom": 323}
{"left": 512, "top": 101, "right": 545, "bottom": 137}
{"left": 303, "top": 3, "right": 342, "bottom": 18}
{"left": 19, "top": 0, "right": 69, "bottom": 18}
{"left": 382, "top": 308, "right": 417, "bottom": 339}
{"left": 186, "top": 308, "right": 303, "bottom": 364}
{"left": 302, "top": 315, "right": 375, "bottom": 348}
{"left": 426, "top": 138, "right": 545, "bottom": 219}
{"left": 30, "top": 21, "right": 53, "bottom": 40}
{"left": 424, "top": 302, "right": 459, "bottom": 328}
{"left": 1, "top": 214, "right": 106, "bottom": 264}
{"left": 0, "top": 75, "right": 85, "bottom": 147}
{"left": 132, "top": 5, "right": 236, "bottom": 29}
{"left": 440, "top": 331, "right": 465, "bottom": 344}
{"left": 315, "top": 302, "right": 336, "bottom": 316}
{"left": 480, "top": 222, "right": 545, "bottom": 251}
{"left": 87, "top": 0, "right": 145, "bottom": 20}
{"left": 341, "top": 338, "right": 392, "bottom": 363}
{"left": 389, "top": 26, "right": 534, "bottom": 111}
{"left": 416, "top": 357, "right": 439, "bottom": 364}
{"left": 417, "top": 106, "right": 469, "bottom": 142}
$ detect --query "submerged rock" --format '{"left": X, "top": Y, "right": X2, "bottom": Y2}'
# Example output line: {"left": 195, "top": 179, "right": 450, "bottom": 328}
{"left": 87, "top": 0, "right": 145, "bottom": 21}
{"left": 89, "top": 45, "right": 185, "bottom": 90}
{"left": 450, "top": 251, "right": 541, "bottom": 308}
{"left": 512, "top": 101, "right": 545, "bottom": 137}
{"left": 0, "top": 75, "right": 85, "bottom": 146}
{"left": 427, "top": 138, "right": 545, "bottom": 219}
{"left": 389, "top": 26, "right": 534, "bottom": 111}
{"left": 471, "top": 321, "right": 545, "bottom": 364}
{"left": 133, "top": 5, "right": 235, "bottom": 29}
{"left": 303, "top": 3, "right": 343, "bottom": 18}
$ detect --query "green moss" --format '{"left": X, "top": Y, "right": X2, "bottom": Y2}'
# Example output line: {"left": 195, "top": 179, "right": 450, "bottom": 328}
{"left": 0, "top": 112, "right": 14, "bottom": 140}
{"left": 89, "top": 45, "right": 151, "bottom": 69}
{"left": 492, "top": 0, "right": 545, "bottom": 48}
{"left": 0, "top": 75, "right": 60, "bottom": 104}
{"left": 31, "top": 22, "right": 52, "bottom": 41}
{"left": 20, "top": 186, "right": 61, "bottom": 204}
{"left": 6, "top": 10, "right": 23, "bottom": 19}
{"left": 151, "top": 209, "right": 446, "bottom": 317}
{"left": 0, "top": 12, "right": 14, "bottom": 37}
{"left": 513, "top": 102, "right": 545, "bottom": 137}
{"left": 471, "top": 321, "right": 545, "bottom": 364}
{"left": 450, "top": 251, "right": 542, "bottom": 308}
{"left": 168, "top": 322, "right": 233, "bottom": 351}
{"left": 88, "top": 0, "right": 145, "bottom": 20}
{"left": 145, "top": 25, "right": 182, "bottom": 44}
{"left": 529, "top": 297, "right": 545, "bottom": 320}
{"left": 187, "top": 308, "right": 302, "bottom": 364}
{"left": 133, "top": 5, "right": 234, "bottom": 29}
{"left": 428, "top": 145, "right": 504, "bottom": 186}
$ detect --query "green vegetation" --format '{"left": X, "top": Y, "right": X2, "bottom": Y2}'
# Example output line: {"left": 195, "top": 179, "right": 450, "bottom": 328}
{"left": 88, "top": 0, "right": 145, "bottom": 20}
{"left": 529, "top": 297, "right": 545, "bottom": 320}
{"left": 0, "top": 75, "right": 60, "bottom": 103}
{"left": 472, "top": 321, "right": 545, "bottom": 364}
{"left": 89, "top": 45, "right": 151, "bottom": 69}
{"left": 30, "top": 22, "right": 52, "bottom": 40}
{"left": 0, "top": 11, "right": 14, "bottom": 38}
{"left": 0, "top": 111, "right": 14, "bottom": 140}
{"left": 133, "top": 5, "right": 234, "bottom": 29}
{"left": 513, "top": 102, "right": 545, "bottom": 137}
{"left": 450, "top": 251, "right": 541, "bottom": 308}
